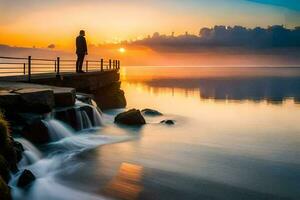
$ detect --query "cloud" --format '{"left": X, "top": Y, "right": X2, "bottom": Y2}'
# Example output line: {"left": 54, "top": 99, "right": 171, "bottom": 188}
{"left": 124, "top": 25, "right": 300, "bottom": 52}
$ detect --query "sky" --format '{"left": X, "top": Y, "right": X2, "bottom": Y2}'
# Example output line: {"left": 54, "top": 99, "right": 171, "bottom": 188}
{"left": 0, "top": 0, "right": 300, "bottom": 49}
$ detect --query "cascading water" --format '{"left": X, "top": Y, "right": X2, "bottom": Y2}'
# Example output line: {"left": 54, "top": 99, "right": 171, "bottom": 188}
{"left": 74, "top": 100, "right": 104, "bottom": 129}
{"left": 80, "top": 110, "right": 93, "bottom": 129}
{"left": 93, "top": 107, "right": 103, "bottom": 126}
{"left": 43, "top": 119, "right": 74, "bottom": 141}
{"left": 15, "top": 138, "right": 42, "bottom": 166}
{"left": 9, "top": 96, "right": 115, "bottom": 200}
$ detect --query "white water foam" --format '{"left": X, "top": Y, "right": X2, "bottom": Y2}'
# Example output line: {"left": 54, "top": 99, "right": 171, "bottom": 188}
{"left": 15, "top": 138, "right": 42, "bottom": 166}
{"left": 43, "top": 119, "right": 73, "bottom": 141}
{"left": 81, "top": 110, "right": 93, "bottom": 129}
{"left": 10, "top": 99, "right": 119, "bottom": 200}
{"left": 11, "top": 176, "right": 110, "bottom": 200}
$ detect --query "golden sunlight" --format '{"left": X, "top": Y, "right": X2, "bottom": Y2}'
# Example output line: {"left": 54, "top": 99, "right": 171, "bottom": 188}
{"left": 119, "top": 47, "right": 126, "bottom": 53}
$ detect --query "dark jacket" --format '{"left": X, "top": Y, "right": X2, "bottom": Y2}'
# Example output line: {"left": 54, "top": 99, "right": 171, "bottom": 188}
{"left": 76, "top": 35, "right": 87, "bottom": 54}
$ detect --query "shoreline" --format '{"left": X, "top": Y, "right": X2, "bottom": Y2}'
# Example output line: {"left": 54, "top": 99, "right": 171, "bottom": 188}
{"left": 0, "top": 79, "right": 127, "bottom": 199}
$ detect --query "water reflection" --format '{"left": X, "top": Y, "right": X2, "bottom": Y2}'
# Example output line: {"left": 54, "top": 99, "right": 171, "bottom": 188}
{"left": 121, "top": 67, "right": 300, "bottom": 104}
{"left": 126, "top": 77, "right": 300, "bottom": 104}
{"left": 103, "top": 163, "right": 143, "bottom": 200}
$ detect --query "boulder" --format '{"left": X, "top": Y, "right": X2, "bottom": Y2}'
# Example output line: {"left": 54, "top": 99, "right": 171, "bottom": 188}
{"left": 22, "top": 119, "right": 50, "bottom": 144}
{"left": 0, "top": 91, "right": 21, "bottom": 112}
{"left": 13, "top": 140, "right": 24, "bottom": 163}
{"left": 0, "top": 177, "right": 11, "bottom": 200}
{"left": 76, "top": 93, "right": 94, "bottom": 105}
{"left": 93, "top": 82, "right": 127, "bottom": 109}
{"left": 0, "top": 155, "right": 10, "bottom": 183}
{"left": 160, "top": 120, "right": 175, "bottom": 125}
{"left": 55, "top": 108, "right": 79, "bottom": 130}
{"left": 0, "top": 141, "right": 18, "bottom": 172}
{"left": 15, "top": 88, "right": 55, "bottom": 113}
{"left": 114, "top": 109, "right": 146, "bottom": 125}
{"left": 17, "top": 169, "right": 36, "bottom": 188}
{"left": 0, "top": 114, "right": 9, "bottom": 147}
{"left": 54, "top": 88, "right": 76, "bottom": 107}
{"left": 141, "top": 108, "right": 163, "bottom": 116}
{"left": 0, "top": 115, "right": 18, "bottom": 171}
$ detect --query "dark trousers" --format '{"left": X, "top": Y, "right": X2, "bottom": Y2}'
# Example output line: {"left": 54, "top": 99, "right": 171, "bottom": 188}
{"left": 76, "top": 53, "right": 85, "bottom": 72}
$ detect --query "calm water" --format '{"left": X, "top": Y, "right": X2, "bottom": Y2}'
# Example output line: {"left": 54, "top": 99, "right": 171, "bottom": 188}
{"left": 12, "top": 67, "right": 300, "bottom": 200}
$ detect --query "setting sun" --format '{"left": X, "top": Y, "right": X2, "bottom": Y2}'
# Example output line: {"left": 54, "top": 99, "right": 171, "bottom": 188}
{"left": 119, "top": 47, "right": 126, "bottom": 53}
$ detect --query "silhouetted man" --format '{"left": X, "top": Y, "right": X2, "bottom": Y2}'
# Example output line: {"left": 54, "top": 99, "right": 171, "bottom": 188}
{"left": 76, "top": 30, "right": 88, "bottom": 73}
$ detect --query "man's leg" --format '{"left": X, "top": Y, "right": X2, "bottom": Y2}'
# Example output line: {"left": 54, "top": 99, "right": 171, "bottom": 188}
{"left": 76, "top": 54, "right": 80, "bottom": 72}
{"left": 79, "top": 54, "right": 85, "bottom": 72}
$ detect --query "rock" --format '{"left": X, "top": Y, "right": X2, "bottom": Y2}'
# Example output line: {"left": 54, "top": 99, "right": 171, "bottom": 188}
{"left": 54, "top": 105, "right": 96, "bottom": 130}
{"left": 54, "top": 88, "right": 76, "bottom": 107}
{"left": 141, "top": 108, "right": 163, "bottom": 116}
{"left": 55, "top": 108, "right": 79, "bottom": 130}
{"left": 17, "top": 169, "right": 36, "bottom": 188}
{"left": 114, "top": 109, "right": 146, "bottom": 125}
{"left": 76, "top": 93, "right": 94, "bottom": 105}
{"left": 22, "top": 119, "right": 50, "bottom": 144}
{"left": 160, "top": 120, "right": 175, "bottom": 125}
{"left": 15, "top": 88, "right": 55, "bottom": 113}
{"left": 0, "top": 115, "right": 18, "bottom": 171}
{"left": 0, "top": 91, "right": 21, "bottom": 112}
{"left": 0, "top": 114, "right": 9, "bottom": 147}
{"left": 13, "top": 140, "right": 24, "bottom": 163}
{"left": 0, "top": 141, "right": 18, "bottom": 172}
{"left": 0, "top": 176, "right": 11, "bottom": 200}
{"left": 93, "top": 82, "right": 127, "bottom": 109}
{"left": 0, "top": 155, "right": 10, "bottom": 183}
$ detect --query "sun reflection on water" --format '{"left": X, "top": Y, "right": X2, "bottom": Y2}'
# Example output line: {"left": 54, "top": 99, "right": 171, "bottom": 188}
{"left": 103, "top": 162, "right": 144, "bottom": 200}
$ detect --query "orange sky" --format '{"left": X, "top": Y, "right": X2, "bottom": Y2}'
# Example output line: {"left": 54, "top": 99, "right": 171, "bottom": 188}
{"left": 1, "top": 0, "right": 299, "bottom": 49}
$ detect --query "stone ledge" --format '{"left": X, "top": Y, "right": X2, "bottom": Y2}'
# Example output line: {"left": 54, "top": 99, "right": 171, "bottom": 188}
{"left": 0, "top": 81, "right": 76, "bottom": 113}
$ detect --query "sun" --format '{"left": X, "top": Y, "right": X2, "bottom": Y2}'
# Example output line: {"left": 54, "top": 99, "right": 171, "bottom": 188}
{"left": 119, "top": 47, "right": 126, "bottom": 53}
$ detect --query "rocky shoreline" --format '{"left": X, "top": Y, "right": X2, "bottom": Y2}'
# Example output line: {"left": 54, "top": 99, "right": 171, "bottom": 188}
{"left": 0, "top": 81, "right": 174, "bottom": 200}
{"left": 0, "top": 81, "right": 126, "bottom": 199}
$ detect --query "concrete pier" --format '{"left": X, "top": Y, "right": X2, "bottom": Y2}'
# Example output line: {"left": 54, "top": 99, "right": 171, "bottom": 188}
{"left": 0, "top": 70, "right": 126, "bottom": 109}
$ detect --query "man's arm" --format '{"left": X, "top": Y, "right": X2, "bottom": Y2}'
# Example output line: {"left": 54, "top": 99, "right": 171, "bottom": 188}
{"left": 83, "top": 37, "right": 88, "bottom": 55}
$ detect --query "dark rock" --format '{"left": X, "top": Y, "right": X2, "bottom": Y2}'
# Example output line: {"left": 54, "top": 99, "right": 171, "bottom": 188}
{"left": 142, "top": 108, "right": 163, "bottom": 116}
{"left": 160, "top": 120, "right": 175, "bottom": 125}
{"left": 114, "top": 109, "right": 146, "bottom": 125}
{"left": 0, "top": 141, "right": 18, "bottom": 172}
{"left": 0, "top": 115, "right": 18, "bottom": 171}
{"left": 15, "top": 88, "right": 55, "bottom": 113}
{"left": 0, "top": 115, "right": 9, "bottom": 147}
{"left": 55, "top": 105, "right": 95, "bottom": 130}
{"left": 0, "top": 91, "right": 21, "bottom": 112}
{"left": 93, "top": 82, "right": 127, "bottom": 109}
{"left": 17, "top": 169, "right": 36, "bottom": 188}
{"left": 55, "top": 108, "right": 79, "bottom": 130}
{"left": 13, "top": 140, "right": 24, "bottom": 163}
{"left": 76, "top": 93, "right": 94, "bottom": 105}
{"left": 0, "top": 176, "right": 11, "bottom": 200}
{"left": 0, "top": 155, "right": 10, "bottom": 183}
{"left": 54, "top": 88, "right": 76, "bottom": 107}
{"left": 22, "top": 119, "right": 50, "bottom": 144}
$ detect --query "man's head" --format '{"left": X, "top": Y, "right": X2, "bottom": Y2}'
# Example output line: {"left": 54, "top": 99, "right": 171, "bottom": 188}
{"left": 79, "top": 30, "right": 85, "bottom": 36}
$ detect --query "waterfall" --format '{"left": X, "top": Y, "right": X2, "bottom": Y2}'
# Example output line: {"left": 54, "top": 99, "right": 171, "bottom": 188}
{"left": 74, "top": 100, "right": 103, "bottom": 129}
{"left": 75, "top": 110, "right": 84, "bottom": 130}
{"left": 93, "top": 107, "right": 103, "bottom": 126}
{"left": 15, "top": 138, "right": 42, "bottom": 166}
{"left": 43, "top": 119, "right": 73, "bottom": 141}
{"left": 81, "top": 110, "right": 93, "bottom": 129}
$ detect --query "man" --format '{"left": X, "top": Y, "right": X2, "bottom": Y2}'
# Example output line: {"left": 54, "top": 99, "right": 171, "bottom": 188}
{"left": 76, "top": 30, "right": 88, "bottom": 73}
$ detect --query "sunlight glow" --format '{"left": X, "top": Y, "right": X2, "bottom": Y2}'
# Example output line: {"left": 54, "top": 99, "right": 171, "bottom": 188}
{"left": 119, "top": 47, "right": 126, "bottom": 53}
